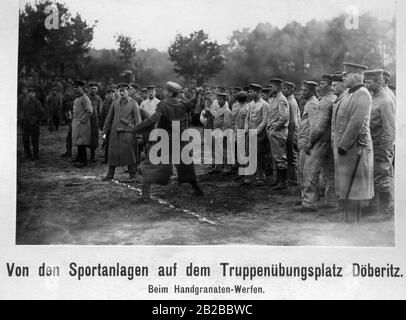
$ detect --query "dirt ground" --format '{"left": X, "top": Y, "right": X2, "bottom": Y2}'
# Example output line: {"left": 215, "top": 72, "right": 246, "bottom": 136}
{"left": 16, "top": 125, "right": 394, "bottom": 246}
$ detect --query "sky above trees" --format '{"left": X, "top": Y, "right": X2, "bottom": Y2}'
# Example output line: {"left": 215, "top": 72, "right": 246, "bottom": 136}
{"left": 19, "top": 0, "right": 395, "bottom": 51}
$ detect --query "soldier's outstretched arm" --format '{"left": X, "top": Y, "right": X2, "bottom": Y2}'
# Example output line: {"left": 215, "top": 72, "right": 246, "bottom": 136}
{"left": 132, "top": 105, "right": 163, "bottom": 134}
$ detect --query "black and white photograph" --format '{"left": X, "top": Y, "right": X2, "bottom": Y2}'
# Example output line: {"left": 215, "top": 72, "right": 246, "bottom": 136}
{"left": 1, "top": 0, "right": 406, "bottom": 301}
{"left": 14, "top": 0, "right": 396, "bottom": 246}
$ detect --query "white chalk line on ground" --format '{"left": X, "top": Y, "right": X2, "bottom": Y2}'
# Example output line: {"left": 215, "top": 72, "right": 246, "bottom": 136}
{"left": 82, "top": 176, "right": 218, "bottom": 226}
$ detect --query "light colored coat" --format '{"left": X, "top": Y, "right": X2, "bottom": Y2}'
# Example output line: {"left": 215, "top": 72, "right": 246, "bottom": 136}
{"left": 332, "top": 84, "right": 374, "bottom": 200}
{"left": 72, "top": 94, "right": 92, "bottom": 146}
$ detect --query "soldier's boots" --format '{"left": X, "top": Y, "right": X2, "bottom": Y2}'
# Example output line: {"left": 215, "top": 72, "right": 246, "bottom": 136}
{"left": 90, "top": 149, "right": 97, "bottom": 162}
{"left": 102, "top": 166, "right": 115, "bottom": 181}
{"left": 61, "top": 150, "right": 72, "bottom": 158}
{"left": 191, "top": 183, "right": 204, "bottom": 196}
{"left": 379, "top": 191, "right": 393, "bottom": 215}
{"left": 272, "top": 169, "right": 288, "bottom": 191}
{"left": 268, "top": 170, "right": 280, "bottom": 187}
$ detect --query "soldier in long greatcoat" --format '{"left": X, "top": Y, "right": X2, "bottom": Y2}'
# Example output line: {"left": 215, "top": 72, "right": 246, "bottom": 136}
{"left": 332, "top": 63, "right": 374, "bottom": 221}
{"left": 101, "top": 83, "right": 142, "bottom": 181}
{"left": 71, "top": 80, "right": 93, "bottom": 167}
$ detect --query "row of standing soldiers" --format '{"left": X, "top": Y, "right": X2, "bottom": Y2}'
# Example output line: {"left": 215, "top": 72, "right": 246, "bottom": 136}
{"left": 198, "top": 63, "right": 395, "bottom": 220}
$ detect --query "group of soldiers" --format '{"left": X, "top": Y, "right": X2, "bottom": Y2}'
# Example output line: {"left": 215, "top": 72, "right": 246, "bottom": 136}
{"left": 18, "top": 61, "right": 396, "bottom": 221}
{"left": 197, "top": 62, "right": 395, "bottom": 220}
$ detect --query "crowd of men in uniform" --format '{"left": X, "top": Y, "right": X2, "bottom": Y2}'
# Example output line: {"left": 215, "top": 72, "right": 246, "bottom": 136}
{"left": 17, "top": 61, "right": 396, "bottom": 221}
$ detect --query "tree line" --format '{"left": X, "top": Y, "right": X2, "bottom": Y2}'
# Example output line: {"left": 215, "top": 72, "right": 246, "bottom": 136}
{"left": 19, "top": 1, "right": 395, "bottom": 87}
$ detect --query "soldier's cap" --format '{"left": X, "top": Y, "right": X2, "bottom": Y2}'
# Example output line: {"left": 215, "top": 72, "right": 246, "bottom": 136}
{"left": 27, "top": 87, "right": 36, "bottom": 93}
{"left": 147, "top": 85, "right": 156, "bottom": 90}
{"left": 320, "top": 74, "right": 333, "bottom": 83}
{"left": 141, "top": 87, "right": 148, "bottom": 92}
{"left": 105, "top": 88, "right": 113, "bottom": 94}
{"left": 332, "top": 72, "right": 344, "bottom": 82}
{"left": 166, "top": 81, "right": 183, "bottom": 93}
{"left": 342, "top": 62, "right": 368, "bottom": 75}
{"left": 235, "top": 91, "right": 248, "bottom": 99}
{"left": 130, "top": 83, "right": 140, "bottom": 89}
{"left": 261, "top": 87, "right": 271, "bottom": 93}
{"left": 389, "top": 83, "right": 396, "bottom": 90}
{"left": 302, "top": 81, "right": 319, "bottom": 89}
{"left": 364, "top": 70, "right": 383, "bottom": 81}
{"left": 217, "top": 92, "right": 228, "bottom": 98}
{"left": 269, "top": 78, "right": 283, "bottom": 85}
{"left": 248, "top": 83, "right": 262, "bottom": 91}
{"left": 281, "top": 81, "right": 295, "bottom": 89}
{"left": 216, "top": 86, "right": 226, "bottom": 92}
{"left": 118, "top": 83, "right": 130, "bottom": 90}
{"left": 381, "top": 69, "right": 391, "bottom": 80}
{"left": 89, "top": 82, "right": 98, "bottom": 88}
{"left": 74, "top": 80, "right": 86, "bottom": 87}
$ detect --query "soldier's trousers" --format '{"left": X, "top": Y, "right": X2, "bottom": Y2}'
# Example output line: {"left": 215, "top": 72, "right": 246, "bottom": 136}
{"left": 22, "top": 126, "right": 40, "bottom": 158}
{"left": 300, "top": 142, "right": 335, "bottom": 209}
{"left": 66, "top": 123, "right": 72, "bottom": 155}
{"left": 373, "top": 144, "right": 394, "bottom": 193}
{"left": 286, "top": 134, "right": 299, "bottom": 182}
{"left": 48, "top": 111, "right": 60, "bottom": 130}
{"left": 267, "top": 128, "right": 288, "bottom": 170}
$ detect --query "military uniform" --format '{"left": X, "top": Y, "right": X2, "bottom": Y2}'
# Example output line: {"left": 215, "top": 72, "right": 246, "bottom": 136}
{"left": 45, "top": 91, "right": 62, "bottom": 131}
{"left": 102, "top": 95, "right": 141, "bottom": 177}
{"left": 19, "top": 92, "right": 44, "bottom": 160}
{"left": 245, "top": 88, "right": 269, "bottom": 182}
{"left": 71, "top": 92, "right": 93, "bottom": 166}
{"left": 266, "top": 91, "right": 289, "bottom": 181}
{"left": 286, "top": 93, "right": 300, "bottom": 184}
{"left": 370, "top": 87, "right": 395, "bottom": 210}
{"left": 88, "top": 93, "right": 102, "bottom": 155}
{"left": 297, "top": 92, "right": 319, "bottom": 202}
{"left": 302, "top": 90, "right": 336, "bottom": 209}
{"left": 131, "top": 82, "right": 202, "bottom": 198}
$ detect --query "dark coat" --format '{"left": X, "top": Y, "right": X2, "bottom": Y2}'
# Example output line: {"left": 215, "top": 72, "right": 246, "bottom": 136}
{"left": 133, "top": 97, "right": 196, "bottom": 184}
{"left": 19, "top": 96, "right": 44, "bottom": 129}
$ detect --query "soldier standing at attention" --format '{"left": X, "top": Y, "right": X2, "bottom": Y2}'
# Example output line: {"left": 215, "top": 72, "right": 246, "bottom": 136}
{"left": 88, "top": 82, "right": 102, "bottom": 162}
{"left": 332, "top": 62, "right": 374, "bottom": 222}
{"left": 281, "top": 81, "right": 300, "bottom": 186}
{"left": 45, "top": 86, "right": 62, "bottom": 131}
{"left": 71, "top": 80, "right": 93, "bottom": 168}
{"left": 294, "top": 74, "right": 336, "bottom": 212}
{"left": 296, "top": 81, "right": 319, "bottom": 207}
{"left": 99, "top": 88, "right": 114, "bottom": 164}
{"left": 19, "top": 87, "right": 45, "bottom": 161}
{"left": 266, "top": 78, "right": 289, "bottom": 190}
{"left": 129, "top": 83, "right": 143, "bottom": 105}
{"left": 364, "top": 70, "right": 396, "bottom": 215}
{"left": 381, "top": 69, "right": 396, "bottom": 103}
